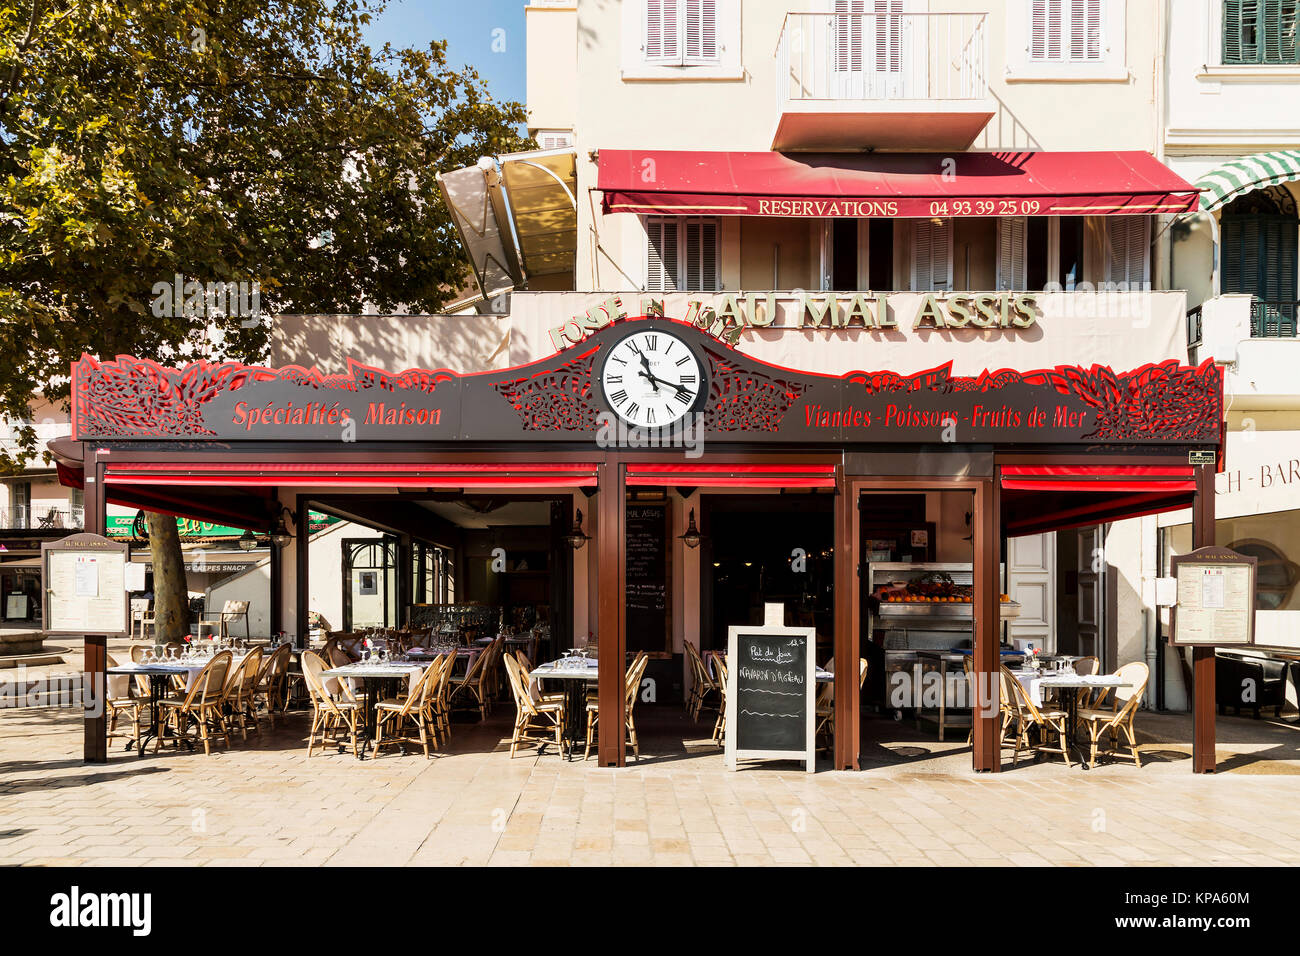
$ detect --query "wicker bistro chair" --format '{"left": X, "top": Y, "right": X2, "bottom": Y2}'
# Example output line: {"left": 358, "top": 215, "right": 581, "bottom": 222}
{"left": 451, "top": 637, "right": 501, "bottom": 720}
{"left": 104, "top": 653, "right": 146, "bottom": 753}
{"left": 428, "top": 650, "right": 460, "bottom": 747}
{"left": 253, "top": 643, "right": 292, "bottom": 727}
{"left": 684, "top": 641, "right": 721, "bottom": 721}
{"left": 374, "top": 660, "right": 440, "bottom": 758}
{"left": 301, "top": 650, "right": 362, "bottom": 758}
{"left": 1077, "top": 662, "right": 1150, "bottom": 769}
{"left": 157, "top": 652, "right": 233, "bottom": 755}
{"left": 1000, "top": 665, "right": 1072, "bottom": 767}
{"left": 503, "top": 654, "right": 566, "bottom": 758}
{"left": 711, "top": 655, "right": 729, "bottom": 744}
{"left": 963, "top": 656, "right": 1019, "bottom": 746}
{"left": 222, "top": 646, "right": 263, "bottom": 742}
{"left": 814, "top": 657, "right": 869, "bottom": 753}
{"left": 583, "top": 651, "right": 650, "bottom": 761}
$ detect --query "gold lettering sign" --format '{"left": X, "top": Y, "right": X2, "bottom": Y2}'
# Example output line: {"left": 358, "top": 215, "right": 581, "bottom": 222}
{"left": 545, "top": 292, "right": 1040, "bottom": 351}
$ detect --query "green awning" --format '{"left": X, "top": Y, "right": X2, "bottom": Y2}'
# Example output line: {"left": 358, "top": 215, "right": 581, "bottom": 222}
{"left": 1196, "top": 150, "right": 1300, "bottom": 212}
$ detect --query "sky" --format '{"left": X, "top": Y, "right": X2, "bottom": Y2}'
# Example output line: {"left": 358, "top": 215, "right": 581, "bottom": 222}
{"left": 361, "top": 0, "right": 528, "bottom": 107}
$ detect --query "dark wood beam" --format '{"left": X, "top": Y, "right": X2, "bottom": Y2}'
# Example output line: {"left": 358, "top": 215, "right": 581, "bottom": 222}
{"left": 1192, "top": 462, "right": 1217, "bottom": 773}
{"left": 596, "top": 458, "right": 626, "bottom": 767}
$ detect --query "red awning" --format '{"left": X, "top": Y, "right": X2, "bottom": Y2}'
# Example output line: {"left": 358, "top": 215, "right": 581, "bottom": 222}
{"left": 1000, "top": 464, "right": 1197, "bottom": 536}
{"left": 103, "top": 461, "right": 599, "bottom": 489}
{"left": 626, "top": 463, "right": 836, "bottom": 488}
{"left": 1000, "top": 464, "right": 1196, "bottom": 494}
{"left": 598, "top": 150, "right": 1200, "bottom": 218}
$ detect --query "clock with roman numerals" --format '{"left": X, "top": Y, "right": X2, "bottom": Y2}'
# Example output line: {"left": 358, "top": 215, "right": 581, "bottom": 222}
{"left": 598, "top": 327, "right": 704, "bottom": 429}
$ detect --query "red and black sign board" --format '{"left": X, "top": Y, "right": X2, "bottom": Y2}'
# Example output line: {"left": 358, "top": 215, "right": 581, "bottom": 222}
{"left": 72, "top": 317, "right": 1222, "bottom": 448}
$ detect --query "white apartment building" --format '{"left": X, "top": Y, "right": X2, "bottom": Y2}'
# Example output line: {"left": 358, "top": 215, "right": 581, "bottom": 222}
{"left": 1155, "top": 0, "right": 1300, "bottom": 706}
{"left": 404, "top": 0, "right": 1216, "bottom": 708}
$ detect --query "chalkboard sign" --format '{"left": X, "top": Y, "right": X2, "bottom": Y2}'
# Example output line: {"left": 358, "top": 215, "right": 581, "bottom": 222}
{"left": 724, "top": 624, "right": 817, "bottom": 772}
{"left": 625, "top": 504, "right": 668, "bottom": 652}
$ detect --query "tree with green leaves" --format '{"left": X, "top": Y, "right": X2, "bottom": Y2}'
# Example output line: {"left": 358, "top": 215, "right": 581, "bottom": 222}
{"left": 2, "top": 0, "right": 530, "bottom": 638}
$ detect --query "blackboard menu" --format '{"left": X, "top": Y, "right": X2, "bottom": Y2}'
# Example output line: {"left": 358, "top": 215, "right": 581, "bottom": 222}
{"left": 625, "top": 504, "right": 667, "bottom": 651}
{"left": 725, "top": 625, "right": 817, "bottom": 771}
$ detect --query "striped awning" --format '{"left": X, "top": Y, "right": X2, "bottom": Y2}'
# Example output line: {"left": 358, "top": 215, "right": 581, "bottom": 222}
{"left": 1195, "top": 150, "right": 1300, "bottom": 212}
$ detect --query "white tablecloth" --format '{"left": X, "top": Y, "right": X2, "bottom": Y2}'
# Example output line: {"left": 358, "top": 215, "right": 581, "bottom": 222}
{"left": 1010, "top": 670, "right": 1123, "bottom": 708}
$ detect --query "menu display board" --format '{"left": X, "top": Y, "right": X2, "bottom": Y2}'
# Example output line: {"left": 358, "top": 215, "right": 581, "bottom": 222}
{"left": 724, "top": 624, "right": 817, "bottom": 773}
{"left": 42, "top": 534, "right": 130, "bottom": 636}
{"left": 1169, "top": 546, "right": 1257, "bottom": 647}
{"left": 625, "top": 504, "right": 668, "bottom": 652}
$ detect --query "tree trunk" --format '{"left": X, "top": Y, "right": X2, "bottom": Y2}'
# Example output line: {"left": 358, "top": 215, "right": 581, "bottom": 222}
{"left": 146, "top": 512, "right": 190, "bottom": 642}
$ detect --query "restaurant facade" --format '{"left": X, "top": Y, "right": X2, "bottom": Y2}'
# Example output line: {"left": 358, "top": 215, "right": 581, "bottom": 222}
{"left": 55, "top": 1, "right": 1238, "bottom": 770}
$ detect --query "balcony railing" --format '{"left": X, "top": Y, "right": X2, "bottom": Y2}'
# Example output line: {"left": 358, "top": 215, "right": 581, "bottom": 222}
{"left": 1250, "top": 300, "right": 1299, "bottom": 338}
{"left": 776, "top": 11, "right": 988, "bottom": 109}
{"left": 0, "top": 506, "right": 84, "bottom": 531}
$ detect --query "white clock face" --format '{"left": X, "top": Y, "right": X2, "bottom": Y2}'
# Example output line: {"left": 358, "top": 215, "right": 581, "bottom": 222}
{"left": 600, "top": 329, "right": 703, "bottom": 428}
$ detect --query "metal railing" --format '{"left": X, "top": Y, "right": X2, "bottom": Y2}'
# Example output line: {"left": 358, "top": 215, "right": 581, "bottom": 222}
{"left": 776, "top": 11, "right": 988, "bottom": 109}
{"left": 0, "top": 506, "right": 84, "bottom": 530}
{"left": 1250, "top": 299, "right": 1299, "bottom": 338}
{"left": 1186, "top": 305, "right": 1203, "bottom": 365}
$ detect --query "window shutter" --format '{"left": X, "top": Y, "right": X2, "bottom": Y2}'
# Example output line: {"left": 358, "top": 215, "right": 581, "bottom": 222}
{"left": 684, "top": 0, "right": 719, "bottom": 63}
{"left": 537, "top": 130, "right": 573, "bottom": 150}
{"left": 1103, "top": 216, "right": 1149, "bottom": 289}
{"left": 684, "top": 218, "right": 720, "bottom": 291}
{"left": 1224, "top": 0, "right": 1299, "bottom": 64}
{"left": 1031, "top": 0, "right": 1103, "bottom": 61}
{"left": 997, "top": 217, "right": 1028, "bottom": 290}
{"left": 645, "top": 0, "right": 682, "bottom": 64}
{"left": 836, "top": 0, "right": 866, "bottom": 73}
{"left": 646, "top": 218, "right": 679, "bottom": 292}
{"left": 874, "top": 0, "right": 905, "bottom": 74}
{"left": 911, "top": 219, "right": 953, "bottom": 292}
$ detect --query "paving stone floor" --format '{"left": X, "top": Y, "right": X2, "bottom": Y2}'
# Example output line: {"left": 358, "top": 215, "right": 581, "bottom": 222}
{"left": 3, "top": 691, "right": 1300, "bottom": 867}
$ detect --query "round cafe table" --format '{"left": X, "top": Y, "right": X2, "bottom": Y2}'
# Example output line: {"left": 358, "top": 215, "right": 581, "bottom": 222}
{"left": 528, "top": 658, "right": 598, "bottom": 759}
{"left": 322, "top": 660, "right": 428, "bottom": 759}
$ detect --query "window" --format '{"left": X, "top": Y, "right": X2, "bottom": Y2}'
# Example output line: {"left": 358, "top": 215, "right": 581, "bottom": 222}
{"left": 1057, "top": 216, "right": 1086, "bottom": 289}
{"left": 1102, "top": 216, "right": 1149, "bottom": 289}
{"left": 1029, "top": 0, "right": 1104, "bottom": 62}
{"left": 867, "top": 219, "right": 896, "bottom": 290}
{"left": 1220, "top": 188, "right": 1298, "bottom": 336}
{"left": 624, "top": 0, "right": 740, "bottom": 79}
{"left": 645, "top": 0, "right": 719, "bottom": 65}
{"left": 997, "top": 217, "right": 1028, "bottom": 290}
{"left": 910, "top": 219, "right": 953, "bottom": 291}
{"left": 1007, "top": 0, "right": 1124, "bottom": 80}
{"left": 536, "top": 130, "right": 574, "bottom": 150}
{"left": 1223, "top": 0, "right": 1300, "bottom": 64}
{"left": 11, "top": 481, "right": 29, "bottom": 527}
{"left": 646, "top": 217, "right": 720, "bottom": 292}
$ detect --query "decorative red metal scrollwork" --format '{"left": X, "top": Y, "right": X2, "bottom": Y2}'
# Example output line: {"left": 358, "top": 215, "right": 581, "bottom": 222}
{"left": 844, "top": 359, "right": 1222, "bottom": 442}
{"left": 491, "top": 347, "right": 601, "bottom": 431}
{"left": 73, "top": 354, "right": 454, "bottom": 438}
{"left": 701, "top": 345, "right": 809, "bottom": 432}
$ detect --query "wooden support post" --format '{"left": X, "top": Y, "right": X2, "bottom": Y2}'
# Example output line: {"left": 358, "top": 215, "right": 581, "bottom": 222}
{"left": 1192, "top": 463, "right": 1217, "bottom": 773}
{"left": 81, "top": 451, "right": 109, "bottom": 763}
{"left": 295, "top": 500, "right": 309, "bottom": 648}
{"left": 83, "top": 635, "right": 107, "bottom": 763}
{"left": 972, "top": 477, "right": 1001, "bottom": 772}
{"left": 596, "top": 459, "right": 626, "bottom": 767}
{"left": 833, "top": 467, "right": 860, "bottom": 771}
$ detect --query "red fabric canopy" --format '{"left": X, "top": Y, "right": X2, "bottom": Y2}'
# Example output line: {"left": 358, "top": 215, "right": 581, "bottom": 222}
{"left": 625, "top": 463, "right": 836, "bottom": 488}
{"left": 1000, "top": 464, "right": 1197, "bottom": 536}
{"left": 1001, "top": 464, "right": 1196, "bottom": 494}
{"left": 103, "top": 461, "right": 599, "bottom": 489}
{"left": 598, "top": 149, "right": 1200, "bottom": 218}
